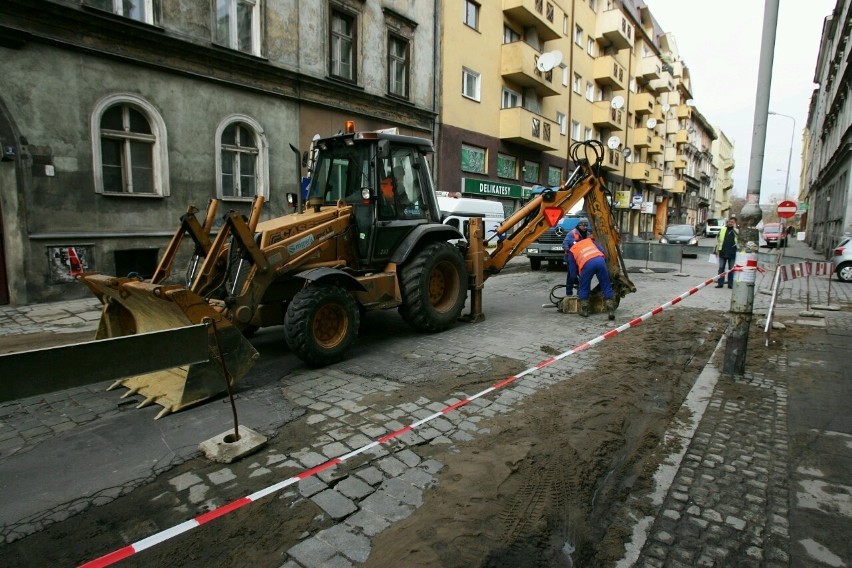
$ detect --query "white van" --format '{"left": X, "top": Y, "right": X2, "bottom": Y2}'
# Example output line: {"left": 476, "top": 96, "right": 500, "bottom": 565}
{"left": 436, "top": 196, "right": 506, "bottom": 244}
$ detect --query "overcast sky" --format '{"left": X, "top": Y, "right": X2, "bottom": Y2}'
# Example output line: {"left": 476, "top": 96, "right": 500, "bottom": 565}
{"left": 645, "top": 0, "right": 835, "bottom": 205}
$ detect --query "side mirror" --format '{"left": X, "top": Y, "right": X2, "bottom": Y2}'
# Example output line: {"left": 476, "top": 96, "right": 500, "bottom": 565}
{"left": 377, "top": 139, "right": 390, "bottom": 159}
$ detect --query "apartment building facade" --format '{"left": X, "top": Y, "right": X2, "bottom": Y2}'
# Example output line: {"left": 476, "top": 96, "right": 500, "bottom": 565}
{"left": 435, "top": 0, "right": 724, "bottom": 241}
{"left": 803, "top": 0, "right": 852, "bottom": 256}
{"left": 711, "top": 129, "right": 735, "bottom": 221}
{"left": 0, "top": 0, "right": 438, "bottom": 304}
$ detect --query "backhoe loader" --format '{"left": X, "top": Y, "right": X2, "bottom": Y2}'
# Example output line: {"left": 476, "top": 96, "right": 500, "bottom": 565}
{"left": 80, "top": 124, "right": 634, "bottom": 416}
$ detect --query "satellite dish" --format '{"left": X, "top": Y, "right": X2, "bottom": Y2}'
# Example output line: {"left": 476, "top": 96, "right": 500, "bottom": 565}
{"left": 536, "top": 52, "right": 555, "bottom": 72}
{"left": 646, "top": 118, "right": 657, "bottom": 129}
{"left": 606, "top": 136, "right": 621, "bottom": 150}
{"left": 662, "top": 103, "right": 671, "bottom": 113}
{"left": 550, "top": 50, "right": 563, "bottom": 67}
{"left": 685, "top": 99, "right": 695, "bottom": 107}
{"left": 611, "top": 96, "right": 625, "bottom": 110}
{"left": 624, "top": 148, "right": 632, "bottom": 160}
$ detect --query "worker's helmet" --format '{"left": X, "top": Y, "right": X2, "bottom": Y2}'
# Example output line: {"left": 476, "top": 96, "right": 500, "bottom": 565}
{"left": 577, "top": 217, "right": 589, "bottom": 227}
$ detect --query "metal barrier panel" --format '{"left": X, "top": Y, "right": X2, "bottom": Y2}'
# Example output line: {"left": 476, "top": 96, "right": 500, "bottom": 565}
{"left": 0, "top": 324, "right": 211, "bottom": 402}
{"left": 649, "top": 243, "right": 684, "bottom": 264}
{"left": 622, "top": 242, "right": 651, "bottom": 262}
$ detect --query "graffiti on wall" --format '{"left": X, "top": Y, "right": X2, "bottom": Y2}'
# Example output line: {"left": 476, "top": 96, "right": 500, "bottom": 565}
{"left": 48, "top": 246, "right": 92, "bottom": 283}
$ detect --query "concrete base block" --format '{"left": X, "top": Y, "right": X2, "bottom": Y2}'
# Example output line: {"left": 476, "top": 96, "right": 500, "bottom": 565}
{"left": 799, "top": 311, "right": 826, "bottom": 318}
{"left": 639, "top": 268, "right": 655, "bottom": 274}
{"left": 812, "top": 304, "right": 841, "bottom": 311}
{"left": 674, "top": 272, "right": 689, "bottom": 277}
{"left": 199, "top": 425, "right": 268, "bottom": 464}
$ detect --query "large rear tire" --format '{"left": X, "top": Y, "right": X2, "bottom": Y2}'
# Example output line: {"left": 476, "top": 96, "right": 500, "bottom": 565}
{"left": 284, "top": 284, "right": 360, "bottom": 366}
{"left": 399, "top": 241, "right": 467, "bottom": 332}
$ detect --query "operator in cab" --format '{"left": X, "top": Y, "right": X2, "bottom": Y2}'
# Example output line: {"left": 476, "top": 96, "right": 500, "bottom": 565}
{"left": 562, "top": 218, "right": 592, "bottom": 296}
{"left": 567, "top": 235, "right": 617, "bottom": 320}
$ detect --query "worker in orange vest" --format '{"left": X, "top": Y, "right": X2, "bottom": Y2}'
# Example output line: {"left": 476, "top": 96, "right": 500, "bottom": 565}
{"left": 567, "top": 237, "right": 616, "bottom": 319}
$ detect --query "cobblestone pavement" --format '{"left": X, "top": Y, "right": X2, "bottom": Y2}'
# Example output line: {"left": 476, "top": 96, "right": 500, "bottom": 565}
{"left": 0, "top": 241, "right": 850, "bottom": 566}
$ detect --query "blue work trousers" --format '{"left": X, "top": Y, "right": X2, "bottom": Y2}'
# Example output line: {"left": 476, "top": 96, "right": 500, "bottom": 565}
{"left": 717, "top": 255, "right": 736, "bottom": 286}
{"left": 578, "top": 256, "right": 613, "bottom": 301}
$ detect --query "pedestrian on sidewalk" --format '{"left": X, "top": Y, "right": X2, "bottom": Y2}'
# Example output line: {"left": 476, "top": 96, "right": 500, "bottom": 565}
{"left": 567, "top": 236, "right": 616, "bottom": 319}
{"left": 715, "top": 216, "right": 738, "bottom": 289}
{"left": 562, "top": 218, "right": 592, "bottom": 296}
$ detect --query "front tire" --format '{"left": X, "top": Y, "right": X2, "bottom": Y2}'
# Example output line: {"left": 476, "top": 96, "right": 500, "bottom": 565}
{"left": 399, "top": 241, "right": 467, "bottom": 332}
{"left": 837, "top": 262, "right": 852, "bottom": 283}
{"left": 530, "top": 257, "right": 542, "bottom": 271}
{"left": 284, "top": 284, "right": 360, "bottom": 366}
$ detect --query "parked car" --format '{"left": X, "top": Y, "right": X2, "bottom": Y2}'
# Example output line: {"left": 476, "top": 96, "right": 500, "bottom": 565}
{"left": 703, "top": 218, "right": 724, "bottom": 238}
{"left": 660, "top": 224, "right": 699, "bottom": 257}
{"left": 762, "top": 223, "right": 787, "bottom": 248}
{"left": 832, "top": 235, "right": 852, "bottom": 282}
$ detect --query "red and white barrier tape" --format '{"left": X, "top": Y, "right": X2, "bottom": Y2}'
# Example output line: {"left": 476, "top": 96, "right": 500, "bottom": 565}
{"left": 779, "top": 261, "right": 831, "bottom": 281}
{"left": 79, "top": 273, "right": 728, "bottom": 568}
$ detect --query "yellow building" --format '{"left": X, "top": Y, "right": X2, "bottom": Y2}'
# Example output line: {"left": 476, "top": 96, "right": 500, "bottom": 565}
{"left": 435, "top": 0, "right": 725, "bottom": 240}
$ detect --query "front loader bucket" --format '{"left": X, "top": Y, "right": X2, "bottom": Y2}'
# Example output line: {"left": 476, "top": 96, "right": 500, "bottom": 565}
{"left": 80, "top": 274, "right": 258, "bottom": 418}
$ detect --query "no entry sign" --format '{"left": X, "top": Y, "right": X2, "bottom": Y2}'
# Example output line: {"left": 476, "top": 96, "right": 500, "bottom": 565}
{"left": 776, "top": 200, "right": 797, "bottom": 219}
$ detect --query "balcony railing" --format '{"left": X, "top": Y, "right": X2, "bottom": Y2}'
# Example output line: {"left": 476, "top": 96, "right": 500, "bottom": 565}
{"left": 503, "top": 0, "right": 561, "bottom": 42}
{"left": 637, "top": 57, "right": 661, "bottom": 80}
{"left": 593, "top": 55, "right": 626, "bottom": 90}
{"left": 634, "top": 92, "right": 655, "bottom": 115}
{"left": 592, "top": 100, "right": 624, "bottom": 131}
{"left": 501, "top": 42, "right": 561, "bottom": 97}
{"left": 595, "top": 9, "right": 634, "bottom": 50}
{"left": 633, "top": 127, "right": 651, "bottom": 147}
{"left": 601, "top": 148, "right": 622, "bottom": 171}
{"left": 648, "top": 136, "right": 664, "bottom": 154}
{"left": 648, "top": 168, "right": 662, "bottom": 186}
{"left": 499, "top": 106, "right": 559, "bottom": 151}
{"left": 627, "top": 162, "right": 650, "bottom": 182}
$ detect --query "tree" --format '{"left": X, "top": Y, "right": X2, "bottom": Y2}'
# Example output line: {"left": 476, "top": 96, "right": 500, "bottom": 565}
{"left": 729, "top": 196, "right": 746, "bottom": 219}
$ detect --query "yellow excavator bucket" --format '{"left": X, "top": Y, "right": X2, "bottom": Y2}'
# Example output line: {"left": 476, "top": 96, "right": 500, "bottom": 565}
{"left": 80, "top": 274, "right": 259, "bottom": 419}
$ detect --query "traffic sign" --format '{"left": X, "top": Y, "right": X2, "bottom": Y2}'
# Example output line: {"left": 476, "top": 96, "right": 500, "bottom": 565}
{"left": 777, "top": 200, "right": 797, "bottom": 219}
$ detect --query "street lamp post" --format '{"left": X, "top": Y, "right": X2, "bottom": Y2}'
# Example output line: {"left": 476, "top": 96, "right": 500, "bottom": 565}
{"left": 768, "top": 111, "right": 795, "bottom": 201}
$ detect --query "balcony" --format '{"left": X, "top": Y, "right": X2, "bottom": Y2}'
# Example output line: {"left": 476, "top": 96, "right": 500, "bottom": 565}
{"left": 674, "top": 155, "right": 687, "bottom": 169}
{"left": 595, "top": 9, "right": 634, "bottom": 50}
{"left": 633, "top": 128, "right": 651, "bottom": 148}
{"left": 663, "top": 174, "right": 674, "bottom": 190}
{"left": 634, "top": 92, "right": 656, "bottom": 115}
{"left": 648, "top": 135, "right": 664, "bottom": 154}
{"left": 675, "top": 129, "right": 689, "bottom": 144}
{"left": 601, "top": 148, "right": 622, "bottom": 172}
{"left": 593, "top": 55, "right": 626, "bottom": 90}
{"left": 664, "top": 147, "right": 676, "bottom": 162}
{"left": 627, "top": 162, "right": 650, "bottom": 182}
{"left": 592, "top": 100, "right": 624, "bottom": 131}
{"left": 648, "top": 71, "right": 673, "bottom": 94}
{"left": 676, "top": 104, "right": 691, "bottom": 119}
{"left": 501, "top": 42, "right": 562, "bottom": 97}
{"left": 648, "top": 167, "right": 662, "bottom": 186}
{"left": 503, "top": 0, "right": 562, "bottom": 42}
{"left": 637, "top": 57, "right": 661, "bottom": 80}
{"left": 499, "top": 107, "right": 559, "bottom": 151}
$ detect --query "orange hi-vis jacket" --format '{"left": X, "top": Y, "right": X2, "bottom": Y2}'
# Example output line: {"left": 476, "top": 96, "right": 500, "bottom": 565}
{"left": 569, "top": 238, "right": 604, "bottom": 272}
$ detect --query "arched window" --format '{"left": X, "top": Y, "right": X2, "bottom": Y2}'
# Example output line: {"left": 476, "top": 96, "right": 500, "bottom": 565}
{"left": 215, "top": 115, "right": 268, "bottom": 201}
{"left": 91, "top": 94, "right": 169, "bottom": 196}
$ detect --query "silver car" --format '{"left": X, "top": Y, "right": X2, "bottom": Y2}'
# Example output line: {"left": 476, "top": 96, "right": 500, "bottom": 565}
{"left": 832, "top": 235, "right": 852, "bottom": 282}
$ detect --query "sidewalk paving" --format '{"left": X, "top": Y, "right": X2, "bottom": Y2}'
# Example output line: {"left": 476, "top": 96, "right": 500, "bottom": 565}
{"left": 0, "top": 239, "right": 849, "bottom": 566}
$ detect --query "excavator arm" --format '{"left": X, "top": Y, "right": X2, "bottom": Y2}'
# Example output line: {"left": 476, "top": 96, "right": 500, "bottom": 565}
{"left": 463, "top": 151, "right": 635, "bottom": 322}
